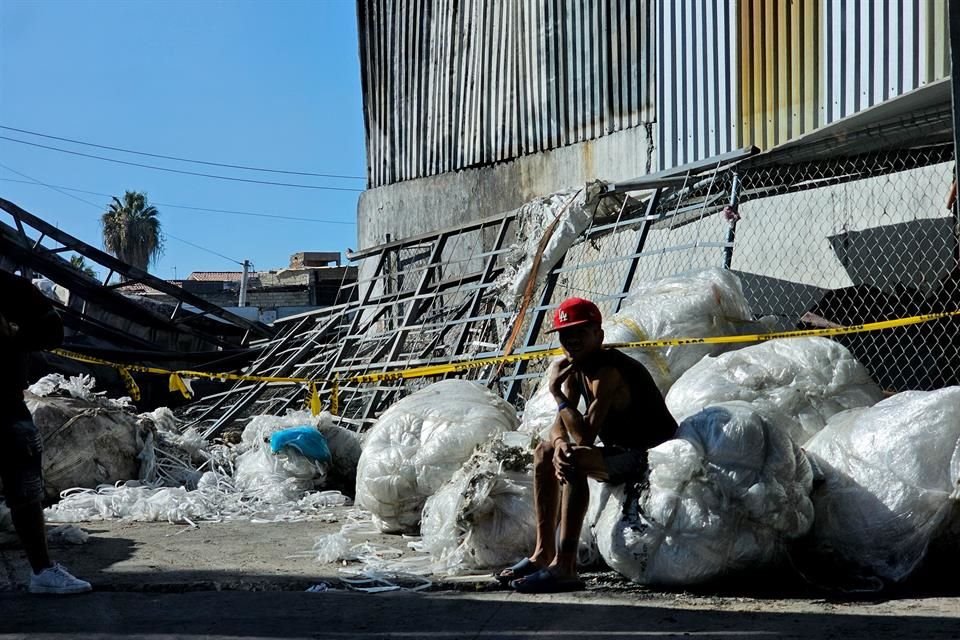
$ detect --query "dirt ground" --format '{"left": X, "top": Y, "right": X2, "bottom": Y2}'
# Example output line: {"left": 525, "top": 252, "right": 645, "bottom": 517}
{"left": 2, "top": 508, "right": 960, "bottom": 639}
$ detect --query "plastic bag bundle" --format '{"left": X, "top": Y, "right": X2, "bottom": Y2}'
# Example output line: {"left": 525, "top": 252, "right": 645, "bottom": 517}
{"left": 28, "top": 373, "right": 134, "bottom": 409}
{"left": 45, "top": 408, "right": 351, "bottom": 525}
{"left": 234, "top": 412, "right": 330, "bottom": 503}
{"left": 415, "top": 436, "right": 534, "bottom": 573}
{"left": 499, "top": 183, "right": 611, "bottom": 302}
{"left": 594, "top": 402, "right": 814, "bottom": 585}
{"left": 801, "top": 389, "right": 960, "bottom": 586}
{"left": 607, "top": 268, "right": 756, "bottom": 394}
{"left": 356, "top": 380, "right": 519, "bottom": 533}
{"left": 666, "top": 337, "right": 884, "bottom": 444}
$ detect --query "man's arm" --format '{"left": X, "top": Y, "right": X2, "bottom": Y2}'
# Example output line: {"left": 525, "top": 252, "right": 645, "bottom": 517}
{"left": 553, "top": 366, "right": 620, "bottom": 446}
{"left": 573, "top": 368, "right": 620, "bottom": 445}
{"left": 547, "top": 358, "right": 580, "bottom": 445}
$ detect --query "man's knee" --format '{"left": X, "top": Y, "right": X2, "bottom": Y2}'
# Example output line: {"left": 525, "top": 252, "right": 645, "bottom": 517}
{"left": 533, "top": 439, "right": 554, "bottom": 465}
{"left": 0, "top": 420, "right": 45, "bottom": 508}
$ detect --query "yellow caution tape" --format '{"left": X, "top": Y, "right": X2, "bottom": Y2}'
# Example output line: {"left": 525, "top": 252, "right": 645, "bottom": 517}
{"left": 347, "top": 308, "right": 960, "bottom": 383}
{"left": 308, "top": 382, "right": 321, "bottom": 417}
{"left": 330, "top": 378, "right": 340, "bottom": 416}
{"left": 169, "top": 373, "right": 193, "bottom": 400}
{"left": 118, "top": 367, "right": 141, "bottom": 402}
{"left": 48, "top": 308, "right": 960, "bottom": 397}
{"left": 606, "top": 316, "right": 672, "bottom": 379}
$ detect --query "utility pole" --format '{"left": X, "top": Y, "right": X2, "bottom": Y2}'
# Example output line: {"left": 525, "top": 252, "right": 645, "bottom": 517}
{"left": 239, "top": 259, "right": 250, "bottom": 307}
{"left": 950, "top": 0, "right": 960, "bottom": 258}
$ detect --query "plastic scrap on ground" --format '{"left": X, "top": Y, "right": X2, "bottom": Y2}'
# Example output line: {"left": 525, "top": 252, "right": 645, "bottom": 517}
{"left": 23, "top": 378, "right": 354, "bottom": 525}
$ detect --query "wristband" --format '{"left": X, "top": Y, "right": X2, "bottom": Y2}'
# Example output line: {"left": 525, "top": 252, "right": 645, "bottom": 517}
{"left": 552, "top": 436, "right": 566, "bottom": 447}
{"left": 557, "top": 401, "right": 569, "bottom": 411}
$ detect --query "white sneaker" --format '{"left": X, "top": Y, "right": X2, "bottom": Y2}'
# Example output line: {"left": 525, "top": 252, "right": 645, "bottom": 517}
{"left": 28, "top": 563, "right": 92, "bottom": 594}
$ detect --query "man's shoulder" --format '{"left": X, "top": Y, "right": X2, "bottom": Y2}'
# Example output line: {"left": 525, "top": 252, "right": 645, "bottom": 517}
{"left": 603, "top": 348, "right": 656, "bottom": 381}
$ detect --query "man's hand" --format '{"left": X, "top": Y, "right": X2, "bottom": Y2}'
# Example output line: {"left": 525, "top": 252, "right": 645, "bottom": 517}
{"left": 553, "top": 441, "right": 574, "bottom": 483}
{"left": 548, "top": 357, "right": 573, "bottom": 397}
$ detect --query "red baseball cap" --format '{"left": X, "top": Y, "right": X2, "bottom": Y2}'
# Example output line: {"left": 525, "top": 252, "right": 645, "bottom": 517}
{"left": 547, "top": 297, "right": 602, "bottom": 333}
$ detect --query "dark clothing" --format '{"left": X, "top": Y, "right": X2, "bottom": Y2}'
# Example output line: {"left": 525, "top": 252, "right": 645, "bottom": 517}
{"left": 600, "top": 446, "right": 649, "bottom": 485}
{"left": 575, "top": 348, "right": 677, "bottom": 452}
{"left": 0, "top": 270, "right": 63, "bottom": 421}
{"left": 0, "top": 419, "right": 45, "bottom": 506}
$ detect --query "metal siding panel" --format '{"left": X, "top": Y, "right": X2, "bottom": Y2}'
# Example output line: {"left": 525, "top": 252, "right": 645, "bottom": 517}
{"left": 360, "top": 0, "right": 656, "bottom": 186}
{"left": 776, "top": 0, "right": 789, "bottom": 142}
{"left": 706, "top": 0, "right": 718, "bottom": 158}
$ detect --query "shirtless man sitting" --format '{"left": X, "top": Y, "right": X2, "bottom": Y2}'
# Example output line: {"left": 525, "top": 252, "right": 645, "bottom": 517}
{"left": 497, "top": 297, "right": 678, "bottom": 592}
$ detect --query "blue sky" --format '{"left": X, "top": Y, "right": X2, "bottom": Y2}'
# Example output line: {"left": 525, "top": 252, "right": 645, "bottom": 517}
{"left": 0, "top": 0, "right": 365, "bottom": 280}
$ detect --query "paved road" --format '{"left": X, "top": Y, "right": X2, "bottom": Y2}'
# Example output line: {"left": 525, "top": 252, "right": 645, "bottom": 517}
{"left": 3, "top": 589, "right": 960, "bottom": 640}
{"left": 2, "top": 519, "right": 960, "bottom": 639}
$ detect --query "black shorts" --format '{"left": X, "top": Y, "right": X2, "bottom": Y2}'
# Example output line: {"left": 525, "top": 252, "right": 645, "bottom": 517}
{"left": 600, "top": 446, "right": 648, "bottom": 485}
{"left": 0, "top": 418, "right": 45, "bottom": 507}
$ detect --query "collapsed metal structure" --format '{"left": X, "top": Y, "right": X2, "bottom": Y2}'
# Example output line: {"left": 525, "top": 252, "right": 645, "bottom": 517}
{"left": 0, "top": 197, "right": 273, "bottom": 405}
{"left": 180, "top": 78, "right": 958, "bottom": 437}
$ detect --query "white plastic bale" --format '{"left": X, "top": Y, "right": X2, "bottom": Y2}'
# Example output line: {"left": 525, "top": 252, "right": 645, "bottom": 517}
{"left": 24, "top": 393, "right": 154, "bottom": 500}
{"left": 802, "top": 388, "right": 960, "bottom": 585}
{"left": 594, "top": 402, "right": 814, "bottom": 585}
{"left": 416, "top": 441, "right": 535, "bottom": 574}
{"left": 608, "top": 268, "right": 756, "bottom": 394}
{"left": 356, "top": 380, "right": 519, "bottom": 533}
{"left": 234, "top": 411, "right": 329, "bottom": 502}
{"left": 666, "top": 337, "right": 884, "bottom": 444}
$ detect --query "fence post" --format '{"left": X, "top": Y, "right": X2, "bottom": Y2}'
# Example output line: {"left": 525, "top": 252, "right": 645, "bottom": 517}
{"left": 723, "top": 172, "right": 741, "bottom": 269}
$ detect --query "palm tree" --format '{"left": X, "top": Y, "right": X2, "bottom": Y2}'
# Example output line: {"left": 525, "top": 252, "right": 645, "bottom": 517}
{"left": 69, "top": 255, "right": 97, "bottom": 279}
{"left": 101, "top": 191, "right": 164, "bottom": 274}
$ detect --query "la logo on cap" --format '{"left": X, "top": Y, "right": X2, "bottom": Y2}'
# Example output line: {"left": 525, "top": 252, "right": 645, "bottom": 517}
{"left": 549, "top": 297, "right": 602, "bottom": 332}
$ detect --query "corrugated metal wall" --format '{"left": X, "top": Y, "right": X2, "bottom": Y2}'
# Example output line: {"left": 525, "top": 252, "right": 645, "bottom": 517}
{"left": 656, "top": 0, "right": 738, "bottom": 173}
{"left": 737, "top": 0, "right": 821, "bottom": 151}
{"left": 359, "top": 1, "right": 951, "bottom": 184}
{"left": 658, "top": 0, "right": 951, "bottom": 170}
{"left": 821, "top": 0, "right": 949, "bottom": 124}
{"left": 358, "top": 0, "right": 655, "bottom": 188}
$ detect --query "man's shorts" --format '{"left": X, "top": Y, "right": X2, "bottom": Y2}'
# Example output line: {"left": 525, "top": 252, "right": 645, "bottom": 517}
{"left": 600, "top": 446, "right": 649, "bottom": 485}
{"left": 0, "top": 418, "right": 45, "bottom": 507}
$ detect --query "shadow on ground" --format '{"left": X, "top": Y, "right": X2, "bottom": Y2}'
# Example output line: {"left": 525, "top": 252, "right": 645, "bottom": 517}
{"left": 2, "top": 580, "right": 960, "bottom": 640}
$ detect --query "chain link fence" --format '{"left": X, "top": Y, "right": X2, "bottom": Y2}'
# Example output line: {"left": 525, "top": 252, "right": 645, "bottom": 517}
{"left": 183, "top": 141, "right": 960, "bottom": 434}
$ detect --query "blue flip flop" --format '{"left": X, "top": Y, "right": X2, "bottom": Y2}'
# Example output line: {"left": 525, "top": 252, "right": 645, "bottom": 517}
{"left": 495, "top": 558, "right": 540, "bottom": 585}
{"left": 510, "top": 568, "right": 585, "bottom": 593}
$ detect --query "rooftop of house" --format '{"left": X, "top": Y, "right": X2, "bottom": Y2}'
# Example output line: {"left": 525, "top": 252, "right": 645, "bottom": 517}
{"left": 187, "top": 271, "right": 254, "bottom": 282}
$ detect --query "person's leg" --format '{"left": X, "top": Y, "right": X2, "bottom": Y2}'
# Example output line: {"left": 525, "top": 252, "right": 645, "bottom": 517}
{"left": 498, "top": 436, "right": 562, "bottom": 581}
{"left": 10, "top": 501, "right": 52, "bottom": 573}
{"left": 551, "top": 446, "right": 607, "bottom": 577}
{"left": 3, "top": 419, "right": 91, "bottom": 594}
{"left": 529, "top": 438, "right": 562, "bottom": 565}
{"left": 1, "top": 419, "right": 53, "bottom": 573}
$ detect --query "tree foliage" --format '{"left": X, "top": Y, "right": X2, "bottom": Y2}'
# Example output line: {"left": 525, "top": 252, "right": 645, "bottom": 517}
{"left": 69, "top": 255, "right": 97, "bottom": 279}
{"left": 101, "top": 191, "right": 164, "bottom": 273}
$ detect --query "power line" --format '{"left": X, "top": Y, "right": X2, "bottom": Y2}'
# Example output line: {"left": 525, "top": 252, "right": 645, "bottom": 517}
{"left": 0, "top": 176, "right": 356, "bottom": 225}
{"left": 0, "top": 124, "right": 366, "bottom": 180}
{"left": 0, "top": 162, "right": 244, "bottom": 266}
{"left": 0, "top": 135, "right": 365, "bottom": 192}
{"left": 163, "top": 231, "right": 244, "bottom": 266}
